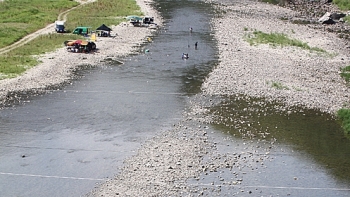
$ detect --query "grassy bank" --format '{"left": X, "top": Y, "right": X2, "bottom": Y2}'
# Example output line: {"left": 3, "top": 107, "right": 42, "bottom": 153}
{"left": 337, "top": 109, "right": 350, "bottom": 135}
{"left": 244, "top": 30, "right": 326, "bottom": 53}
{"left": 333, "top": 0, "right": 350, "bottom": 10}
{"left": 0, "top": 0, "right": 79, "bottom": 48}
{"left": 65, "top": 0, "right": 142, "bottom": 32}
{"left": 339, "top": 65, "right": 350, "bottom": 136}
{"left": 0, "top": 33, "right": 82, "bottom": 79}
{"left": 0, "top": 0, "right": 143, "bottom": 79}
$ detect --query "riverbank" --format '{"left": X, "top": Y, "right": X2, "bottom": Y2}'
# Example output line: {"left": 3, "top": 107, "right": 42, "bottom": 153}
{"left": 201, "top": 1, "right": 350, "bottom": 114}
{"left": 0, "top": 0, "right": 162, "bottom": 107}
{"left": 88, "top": 0, "right": 350, "bottom": 196}
{"left": 1, "top": 0, "right": 349, "bottom": 196}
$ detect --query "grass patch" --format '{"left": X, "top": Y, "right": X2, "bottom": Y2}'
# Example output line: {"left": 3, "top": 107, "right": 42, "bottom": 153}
{"left": 0, "top": 0, "right": 79, "bottom": 48}
{"left": 340, "top": 65, "right": 350, "bottom": 83}
{"left": 333, "top": 0, "right": 350, "bottom": 11}
{"left": 65, "top": 0, "right": 143, "bottom": 32}
{"left": 245, "top": 30, "right": 326, "bottom": 53}
{"left": 267, "top": 81, "right": 289, "bottom": 90}
{"left": 337, "top": 108, "right": 350, "bottom": 135}
{"left": 0, "top": 33, "right": 82, "bottom": 79}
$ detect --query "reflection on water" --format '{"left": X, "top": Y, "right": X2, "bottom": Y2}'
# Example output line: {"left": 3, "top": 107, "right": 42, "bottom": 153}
{"left": 209, "top": 95, "right": 350, "bottom": 184}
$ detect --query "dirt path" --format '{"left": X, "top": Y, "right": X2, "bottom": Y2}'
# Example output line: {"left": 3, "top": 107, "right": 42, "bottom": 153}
{"left": 0, "top": 0, "right": 96, "bottom": 55}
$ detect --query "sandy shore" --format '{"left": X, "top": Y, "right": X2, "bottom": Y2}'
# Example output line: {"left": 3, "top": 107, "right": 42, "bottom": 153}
{"left": 0, "top": 0, "right": 162, "bottom": 107}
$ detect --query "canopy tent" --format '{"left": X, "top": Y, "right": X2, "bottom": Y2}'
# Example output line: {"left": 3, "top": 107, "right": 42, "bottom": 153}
{"left": 96, "top": 24, "right": 112, "bottom": 37}
{"left": 96, "top": 24, "right": 112, "bottom": 31}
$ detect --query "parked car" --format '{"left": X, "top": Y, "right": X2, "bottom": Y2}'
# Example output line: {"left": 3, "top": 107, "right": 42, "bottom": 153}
{"left": 72, "top": 27, "right": 91, "bottom": 35}
{"left": 55, "top": 21, "right": 65, "bottom": 33}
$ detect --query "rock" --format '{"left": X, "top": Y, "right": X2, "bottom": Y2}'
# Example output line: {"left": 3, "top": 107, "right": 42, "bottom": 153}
{"left": 330, "top": 13, "right": 346, "bottom": 21}
{"left": 318, "top": 12, "right": 335, "bottom": 24}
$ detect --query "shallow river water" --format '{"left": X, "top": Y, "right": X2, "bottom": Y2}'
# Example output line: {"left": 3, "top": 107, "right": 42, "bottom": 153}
{"left": 0, "top": 0, "right": 350, "bottom": 196}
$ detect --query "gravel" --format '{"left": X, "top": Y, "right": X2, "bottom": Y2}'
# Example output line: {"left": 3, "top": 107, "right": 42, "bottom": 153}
{"left": 89, "top": 1, "right": 350, "bottom": 196}
{"left": 2, "top": 0, "right": 350, "bottom": 196}
{"left": 201, "top": 0, "right": 350, "bottom": 115}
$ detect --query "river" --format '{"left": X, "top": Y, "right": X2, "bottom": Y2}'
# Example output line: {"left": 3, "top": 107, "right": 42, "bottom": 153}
{"left": 0, "top": 0, "right": 350, "bottom": 196}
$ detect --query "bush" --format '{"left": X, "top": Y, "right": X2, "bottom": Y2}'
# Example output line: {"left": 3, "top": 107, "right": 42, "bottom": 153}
{"left": 337, "top": 108, "right": 350, "bottom": 134}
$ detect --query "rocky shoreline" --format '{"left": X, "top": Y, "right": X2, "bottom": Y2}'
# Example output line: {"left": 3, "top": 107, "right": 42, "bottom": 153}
{"left": 202, "top": 0, "right": 350, "bottom": 114}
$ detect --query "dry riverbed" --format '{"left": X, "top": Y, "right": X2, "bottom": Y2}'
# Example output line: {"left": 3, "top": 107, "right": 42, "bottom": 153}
{"left": 202, "top": 1, "right": 350, "bottom": 115}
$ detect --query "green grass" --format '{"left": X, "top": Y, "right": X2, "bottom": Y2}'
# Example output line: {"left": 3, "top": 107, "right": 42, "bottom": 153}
{"left": 267, "top": 81, "right": 289, "bottom": 90}
{"left": 335, "top": 65, "right": 350, "bottom": 136}
{"left": 65, "top": 0, "right": 143, "bottom": 32}
{"left": 245, "top": 30, "right": 326, "bottom": 53}
{"left": 0, "top": 0, "right": 144, "bottom": 78}
{"left": 0, "top": 33, "right": 82, "bottom": 79}
{"left": 337, "top": 108, "right": 350, "bottom": 135}
{"left": 0, "top": 0, "right": 79, "bottom": 48}
{"left": 333, "top": 0, "right": 350, "bottom": 10}
{"left": 340, "top": 65, "right": 350, "bottom": 83}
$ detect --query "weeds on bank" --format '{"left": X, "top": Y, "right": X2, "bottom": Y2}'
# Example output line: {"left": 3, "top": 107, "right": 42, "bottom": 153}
{"left": 336, "top": 64, "right": 350, "bottom": 136}
{"left": 0, "top": 0, "right": 79, "bottom": 48}
{"left": 261, "top": 0, "right": 350, "bottom": 10}
{"left": 0, "top": 33, "right": 82, "bottom": 79}
{"left": 245, "top": 30, "right": 326, "bottom": 53}
{"left": 337, "top": 108, "right": 350, "bottom": 135}
{"left": 267, "top": 81, "right": 289, "bottom": 90}
{"left": 340, "top": 65, "right": 350, "bottom": 83}
{"left": 333, "top": 0, "right": 350, "bottom": 11}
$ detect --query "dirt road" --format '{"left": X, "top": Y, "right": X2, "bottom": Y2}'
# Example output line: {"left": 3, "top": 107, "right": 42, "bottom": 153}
{"left": 0, "top": 0, "right": 96, "bottom": 55}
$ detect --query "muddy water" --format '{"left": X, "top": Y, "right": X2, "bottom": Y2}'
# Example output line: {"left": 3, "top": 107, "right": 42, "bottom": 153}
{"left": 0, "top": 0, "right": 350, "bottom": 197}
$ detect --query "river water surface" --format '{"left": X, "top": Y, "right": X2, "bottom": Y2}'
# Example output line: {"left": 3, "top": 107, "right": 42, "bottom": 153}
{"left": 0, "top": 0, "right": 350, "bottom": 196}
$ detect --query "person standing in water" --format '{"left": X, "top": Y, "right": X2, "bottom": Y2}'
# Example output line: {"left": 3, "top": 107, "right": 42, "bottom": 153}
{"left": 195, "top": 42, "right": 198, "bottom": 50}
{"left": 189, "top": 27, "right": 193, "bottom": 33}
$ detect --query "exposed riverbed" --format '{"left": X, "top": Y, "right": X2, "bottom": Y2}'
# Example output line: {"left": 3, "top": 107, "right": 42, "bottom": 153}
{"left": 0, "top": 0, "right": 350, "bottom": 196}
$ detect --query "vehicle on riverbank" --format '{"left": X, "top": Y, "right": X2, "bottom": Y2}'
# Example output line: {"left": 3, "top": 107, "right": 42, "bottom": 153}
{"left": 64, "top": 39, "right": 96, "bottom": 53}
{"left": 72, "top": 26, "right": 91, "bottom": 35}
{"left": 55, "top": 21, "right": 65, "bottom": 33}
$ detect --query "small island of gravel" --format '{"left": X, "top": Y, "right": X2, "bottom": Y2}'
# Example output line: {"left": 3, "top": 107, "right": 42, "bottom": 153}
{"left": 202, "top": 1, "right": 350, "bottom": 115}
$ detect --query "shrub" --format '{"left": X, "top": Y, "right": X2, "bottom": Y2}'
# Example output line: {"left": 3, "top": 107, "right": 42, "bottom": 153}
{"left": 337, "top": 108, "right": 350, "bottom": 134}
{"left": 340, "top": 66, "right": 350, "bottom": 83}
